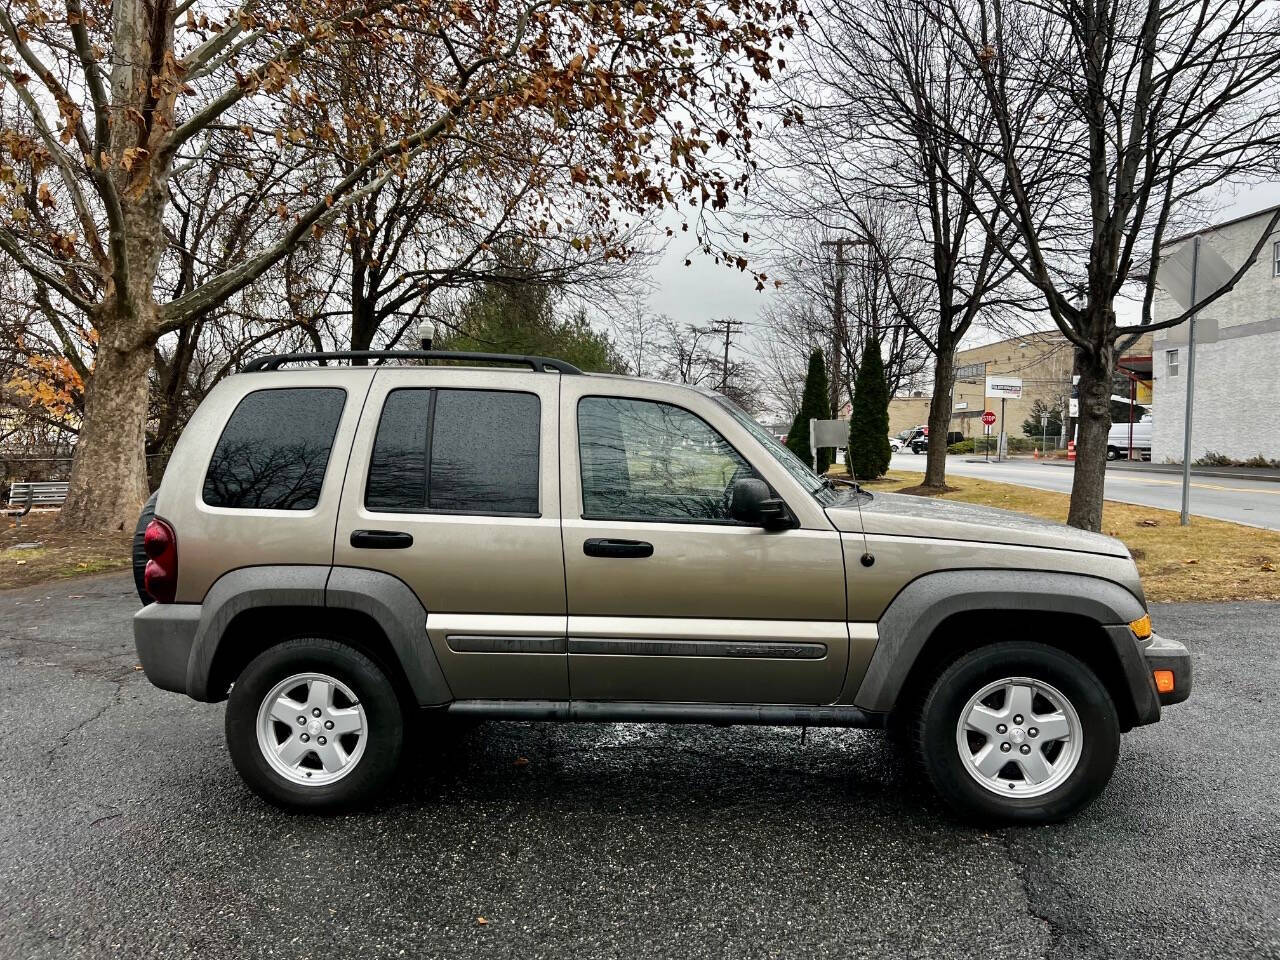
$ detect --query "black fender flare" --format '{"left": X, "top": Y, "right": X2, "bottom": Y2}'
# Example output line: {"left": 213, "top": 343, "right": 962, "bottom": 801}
{"left": 854, "top": 570, "right": 1156, "bottom": 723}
{"left": 185, "top": 565, "right": 451, "bottom": 706}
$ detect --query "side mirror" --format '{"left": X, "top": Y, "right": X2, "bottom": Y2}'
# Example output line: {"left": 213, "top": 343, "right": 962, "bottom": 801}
{"left": 730, "top": 477, "right": 792, "bottom": 530}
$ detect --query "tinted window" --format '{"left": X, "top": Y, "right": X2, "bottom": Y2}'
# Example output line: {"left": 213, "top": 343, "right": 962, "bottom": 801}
{"left": 365, "top": 388, "right": 540, "bottom": 515}
{"left": 366, "top": 390, "right": 430, "bottom": 510}
{"left": 430, "top": 390, "right": 539, "bottom": 513}
{"left": 203, "top": 388, "right": 345, "bottom": 510}
{"left": 578, "top": 396, "right": 756, "bottom": 522}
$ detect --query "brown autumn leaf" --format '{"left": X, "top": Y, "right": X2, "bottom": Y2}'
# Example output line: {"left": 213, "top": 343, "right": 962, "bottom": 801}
{"left": 1184, "top": 558, "right": 1199, "bottom": 565}
{"left": 476, "top": 917, "right": 489, "bottom": 926}
{"left": 513, "top": 756, "right": 529, "bottom": 766}
{"left": 1138, "top": 518, "right": 1158, "bottom": 527}
{"left": 1261, "top": 561, "right": 1276, "bottom": 572}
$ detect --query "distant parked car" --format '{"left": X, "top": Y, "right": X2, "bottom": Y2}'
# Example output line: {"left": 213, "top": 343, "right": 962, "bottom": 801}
{"left": 1107, "top": 416, "right": 1152, "bottom": 461}
{"left": 899, "top": 426, "right": 962, "bottom": 455}
{"left": 897, "top": 425, "right": 928, "bottom": 453}
{"left": 889, "top": 436, "right": 903, "bottom": 453}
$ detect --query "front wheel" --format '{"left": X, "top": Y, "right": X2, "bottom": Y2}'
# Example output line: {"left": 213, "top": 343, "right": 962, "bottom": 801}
{"left": 915, "top": 642, "right": 1119, "bottom": 823}
{"left": 226, "top": 638, "right": 405, "bottom": 810}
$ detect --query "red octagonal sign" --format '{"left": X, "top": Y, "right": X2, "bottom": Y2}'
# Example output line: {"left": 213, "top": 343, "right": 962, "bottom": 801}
{"left": 981, "top": 410, "right": 997, "bottom": 426}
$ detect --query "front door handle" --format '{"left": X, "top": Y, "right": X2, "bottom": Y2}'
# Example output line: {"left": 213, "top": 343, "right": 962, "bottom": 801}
{"left": 583, "top": 538, "right": 653, "bottom": 559}
{"left": 350, "top": 529, "right": 414, "bottom": 549}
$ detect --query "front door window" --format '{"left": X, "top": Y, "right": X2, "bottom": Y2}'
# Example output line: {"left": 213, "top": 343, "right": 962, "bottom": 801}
{"left": 577, "top": 396, "right": 757, "bottom": 523}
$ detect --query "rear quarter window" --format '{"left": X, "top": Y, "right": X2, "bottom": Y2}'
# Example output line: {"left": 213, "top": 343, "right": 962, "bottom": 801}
{"left": 202, "top": 387, "right": 346, "bottom": 510}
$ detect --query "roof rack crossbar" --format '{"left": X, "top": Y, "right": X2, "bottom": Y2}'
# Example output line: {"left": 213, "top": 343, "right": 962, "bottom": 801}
{"left": 241, "top": 350, "right": 582, "bottom": 375}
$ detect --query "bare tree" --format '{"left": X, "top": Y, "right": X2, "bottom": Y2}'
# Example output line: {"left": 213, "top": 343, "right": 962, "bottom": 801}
{"left": 759, "top": 0, "right": 1044, "bottom": 489}
{"left": 927, "top": 0, "right": 1280, "bottom": 529}
{"left": 758, "top": 221, "right": 932, "bottom": 426}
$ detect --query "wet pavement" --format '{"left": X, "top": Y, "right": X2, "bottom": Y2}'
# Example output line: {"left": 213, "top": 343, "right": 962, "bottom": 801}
{"left": 1, "top": 574, "right": 1276, "bottom": 959}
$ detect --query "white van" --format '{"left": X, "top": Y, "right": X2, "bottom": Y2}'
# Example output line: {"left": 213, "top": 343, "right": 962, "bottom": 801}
{"left": 1107, "top": 415, "right": 1152, "bottom": 460}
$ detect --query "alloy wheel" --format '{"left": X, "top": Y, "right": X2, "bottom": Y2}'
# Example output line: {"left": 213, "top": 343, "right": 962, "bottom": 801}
{"left": 255, "top": 672, "right": 367, "bottom": 786}
{"left": 954, "top": 676, "right": 1082, "bottom": 798}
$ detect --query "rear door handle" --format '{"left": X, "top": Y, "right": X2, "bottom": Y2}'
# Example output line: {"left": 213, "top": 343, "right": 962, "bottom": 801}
{"left": 350, "top": 529, "right": 414, "bottom": 549}
{"left": 583, "top": 538, "right": 653, "bottom": 559}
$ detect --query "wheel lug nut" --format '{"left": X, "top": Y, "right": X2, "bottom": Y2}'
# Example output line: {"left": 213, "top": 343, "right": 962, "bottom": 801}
{"left": 297, "top": 717, "right": 306, "bottom": 725}
{"left": 996, "top": 724, "right": 1007, "bottom": 734}
{"left": 300, "top": 733, "right": 310, "bottom": 742}
{"left": 1000, "top": 742, "right": 1011, "bottom": 752}
{"left": 1028, "top": 727, "right": 1038, "bottom": 738}
{"left": 324, "top": 720, "right": 334, "bottom": 730}
{"left": 1020, "top": 744, "right": 1031, "bottom": 754}
{"left": 318, "top": 736, "right": 327, "bottom": 745}
{"left": 312, "top": 708, "right": 322, "bottom": 717}
{"left": 1013, "top": 714, "right": 1023, "bottom": 724}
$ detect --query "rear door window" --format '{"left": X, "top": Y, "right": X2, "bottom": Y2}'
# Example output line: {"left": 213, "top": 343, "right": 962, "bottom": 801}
{"left": 203, "top": 387, "right": 346, "bottom": 510}
{"left": 365, "top": 388, "right": 540, "bottom": 515}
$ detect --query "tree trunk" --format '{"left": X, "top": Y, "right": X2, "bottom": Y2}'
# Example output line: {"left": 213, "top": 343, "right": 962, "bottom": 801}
{"left": 59, "top": 334, "right": 153, "bottom": 531}
{"left": 1066, "top": 346, "right": 1114, "bottom": 531}
{"left": 922, "top": 342, "right": 957, "bottom": 489}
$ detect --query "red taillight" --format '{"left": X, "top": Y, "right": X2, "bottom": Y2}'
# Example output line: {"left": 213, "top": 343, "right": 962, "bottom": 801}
{"left": 143, "top": 518, "right": 178, "bottom": 603}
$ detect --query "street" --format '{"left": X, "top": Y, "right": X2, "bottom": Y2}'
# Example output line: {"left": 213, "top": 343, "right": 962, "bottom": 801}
{"left": 1, "top": 572, "right": 1277, "bottom": 959}
{"left": 889, "top": 452, "right": 1280, "bottom": 529}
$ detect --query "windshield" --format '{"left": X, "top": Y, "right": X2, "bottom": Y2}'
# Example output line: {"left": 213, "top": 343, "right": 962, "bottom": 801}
{"left": 711, "top": 395, "right": 843, "bottom": 505}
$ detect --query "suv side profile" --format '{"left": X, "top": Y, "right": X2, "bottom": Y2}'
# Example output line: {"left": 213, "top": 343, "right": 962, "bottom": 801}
{"left": 134, "top": 351, "right": 1190, "bottom": 822}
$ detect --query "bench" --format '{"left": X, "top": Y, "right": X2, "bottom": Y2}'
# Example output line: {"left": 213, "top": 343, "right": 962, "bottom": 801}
{"left": 5, "top": 481, "right": 69, "bottom": 521}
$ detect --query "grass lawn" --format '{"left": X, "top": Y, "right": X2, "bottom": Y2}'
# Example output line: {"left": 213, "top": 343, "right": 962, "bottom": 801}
{"left": 0, "top": 512, "right": 132, "bottom": 591}
{"left": 861, "top": 469, "right": 1280, "bottom": 604}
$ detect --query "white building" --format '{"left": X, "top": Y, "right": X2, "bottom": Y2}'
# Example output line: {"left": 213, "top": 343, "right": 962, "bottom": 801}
{"left": 1152, "top": 203, "right": 1280, "bottom": 463}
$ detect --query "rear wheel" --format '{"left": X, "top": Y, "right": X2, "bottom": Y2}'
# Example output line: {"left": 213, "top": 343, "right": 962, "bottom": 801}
{"left": 1106, "top": 446, "right": 1120, "bottom": 461}
{"left": 915, "top": 642, "right": 1119, "bottom": 823}
{"left": 226, "top": 638, "right": 404, "bottom": 810}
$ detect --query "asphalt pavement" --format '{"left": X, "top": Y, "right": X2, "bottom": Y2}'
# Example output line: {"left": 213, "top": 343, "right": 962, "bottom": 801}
{"left": 1, "top": 573, "right": 1277, "bottom": 960}
{"left": 890, "top": 451, "right": 1280, "bottom": 529}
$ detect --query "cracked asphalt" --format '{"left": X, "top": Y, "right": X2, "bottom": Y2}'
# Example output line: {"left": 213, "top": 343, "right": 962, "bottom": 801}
{"left": 1, "top": 573, "right": 1277, "bottom": 960}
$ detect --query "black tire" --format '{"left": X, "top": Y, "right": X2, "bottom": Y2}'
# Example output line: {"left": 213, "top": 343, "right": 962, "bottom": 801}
{"left": 132, "top": 491, "right": 158, "bottom": 606}
{"left": 225, "top": 638, "right": 405, "bottom": 811}
{"left": 1106, "top": 446, "right": 1119, "bottom": 461}
{"left": 915, "top": 642, "right": 1119, "bottom": 824}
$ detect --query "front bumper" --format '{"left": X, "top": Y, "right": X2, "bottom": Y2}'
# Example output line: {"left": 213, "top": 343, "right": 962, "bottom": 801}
{"left": 134, "top": 602, "right": 201, "bottom": 695}
{"left": 1142, "top": 632, "right": 1192, "bottom": 707}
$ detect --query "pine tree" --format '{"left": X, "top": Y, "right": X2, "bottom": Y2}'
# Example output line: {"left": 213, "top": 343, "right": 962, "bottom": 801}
{"left": 848, "top": 336, "right": 892, "bottom": 480}
{"left": 786, "top": 348, "right": 833, "bottom": 473}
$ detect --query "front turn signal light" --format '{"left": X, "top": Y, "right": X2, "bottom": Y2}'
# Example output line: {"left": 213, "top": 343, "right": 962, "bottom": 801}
{"left": 1129, "top": 614, "right": 1152, "bottom": 639}
{"left": 1153, "top": 669, "right": 1175, "bottom": 694}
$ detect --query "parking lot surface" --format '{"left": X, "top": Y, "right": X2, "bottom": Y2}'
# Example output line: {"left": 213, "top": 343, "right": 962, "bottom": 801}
{"left": 1, "top": 573, "right": 1277, "bottom": 959}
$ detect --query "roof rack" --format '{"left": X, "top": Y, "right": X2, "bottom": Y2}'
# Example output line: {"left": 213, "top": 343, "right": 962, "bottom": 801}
{"left": 241, "top": 350, "right": 582, "bottom": 375}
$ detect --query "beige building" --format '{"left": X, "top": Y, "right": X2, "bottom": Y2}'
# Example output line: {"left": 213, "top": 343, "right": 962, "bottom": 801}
{"left": 889, "top": 330, "right": 1152, "bottom": 444}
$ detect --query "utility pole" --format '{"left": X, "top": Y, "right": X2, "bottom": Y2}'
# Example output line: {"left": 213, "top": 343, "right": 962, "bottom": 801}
{"left": 829, "top": 237, "right": 845, "bottom": 417}
{"left": 819, "top": 236, "right": 870, "bottom": 417}
{"left": 1180, "top": 236, "right": 1201, "bottom": 527}
{"left": 711, "top": 319, "right": 744, "bottom": 392}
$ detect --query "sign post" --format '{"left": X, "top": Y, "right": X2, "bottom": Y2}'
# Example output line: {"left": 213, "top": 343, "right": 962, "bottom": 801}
{"left": 984, "top": 377, "right": 1020, "bottom": 464}
{"left": 810, "top": 418, "right": 851, "bottom": 474}
{"left": 981, "top": 409, "right": 997, "bottom": 463}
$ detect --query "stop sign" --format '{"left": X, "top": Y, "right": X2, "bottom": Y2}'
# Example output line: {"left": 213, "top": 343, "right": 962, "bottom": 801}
{"left": 981, "top": 410, "right": 997, "bottom": 426}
